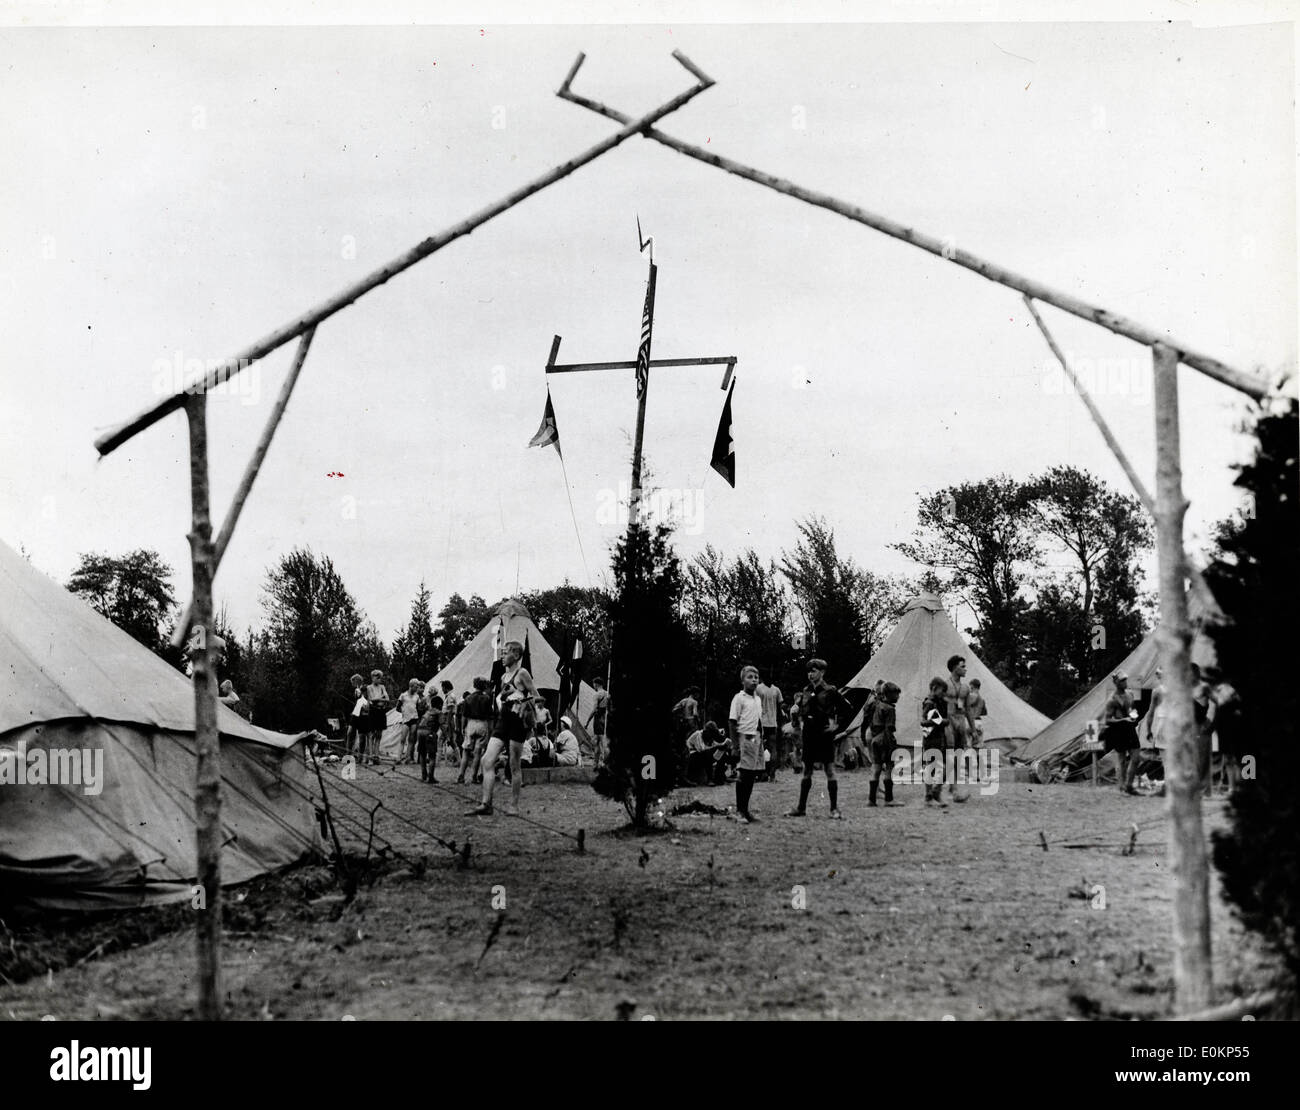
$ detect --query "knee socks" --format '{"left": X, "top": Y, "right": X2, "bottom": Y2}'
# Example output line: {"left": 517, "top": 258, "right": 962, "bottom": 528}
{"left": 736, "top": 770, "right": 757, "bottom": 816}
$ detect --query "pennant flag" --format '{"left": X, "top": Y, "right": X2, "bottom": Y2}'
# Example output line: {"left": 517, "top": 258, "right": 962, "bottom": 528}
{"left": 635, "top": 264, "right": 658, "bottom": 400}
{"left": 710, "top": 379, "right": 736, "bottom": 487}
{"left": 489, "top": 618, "right": 505, "bottom": 695}
{"left": 528, "top": 388, "right": 562, "bottom": 457}
{"left": 557, "top": 636, "right": 585, "bottom": 711}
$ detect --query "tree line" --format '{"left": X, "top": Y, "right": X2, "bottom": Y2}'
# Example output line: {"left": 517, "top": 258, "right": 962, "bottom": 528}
{"left": 61, "top": 463, "right": 1153, "bottom": 733}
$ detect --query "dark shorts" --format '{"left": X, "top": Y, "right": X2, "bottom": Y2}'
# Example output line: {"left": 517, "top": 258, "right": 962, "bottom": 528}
{"left": 494, "top": 711, "right": 528, "bottom": 746}
{"left": 367, "top": 707, "right": 387, "bottom": 733}
{"left": 802, "top": 731, "right": 835, "bottom": 768}
{"left": 1102, "top": 720, "right": 1140, "bottom": 754}
{"left": 869, "top": 736, "right": 894, "bottom": 766}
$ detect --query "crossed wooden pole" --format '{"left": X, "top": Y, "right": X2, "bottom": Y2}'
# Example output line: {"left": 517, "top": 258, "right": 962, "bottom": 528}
{"left": 92, "top": 49, "right": 1272, "bottom": 1020}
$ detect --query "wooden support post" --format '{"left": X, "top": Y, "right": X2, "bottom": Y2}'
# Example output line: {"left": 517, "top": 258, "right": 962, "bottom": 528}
{"left": 171, "top": 326, "right": 317, "bottom": 649}
{"left": 184, "top": 394, "right": 224, "bottom": 1021}
{"left": 1152, "top": 343, "right": 1212, "bottom": 1015}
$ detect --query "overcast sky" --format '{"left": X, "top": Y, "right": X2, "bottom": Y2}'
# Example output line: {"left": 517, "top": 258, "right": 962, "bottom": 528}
{"left": 1, "top": 3, "right": 1294, "bottom": 647}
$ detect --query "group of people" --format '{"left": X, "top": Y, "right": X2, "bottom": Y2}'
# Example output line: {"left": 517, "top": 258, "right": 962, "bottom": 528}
{"left": 1098, "top": 661, "right": 1244, "bottom": 795}
{"left": 683, "top": 654, "right": 988, "bottom": 824}
{"left": 343, "top": 654, "right": 588, "bottom": 801}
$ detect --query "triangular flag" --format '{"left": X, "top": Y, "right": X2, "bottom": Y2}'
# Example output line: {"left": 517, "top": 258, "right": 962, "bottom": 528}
{"left": 489, "top": 618, "right": 505, "bottom": 694}
{"left": 528, "top": 388, "right": 562, "bottom": 457}
{"left": 710, "top": 379, "right": 736, "bottom": 487}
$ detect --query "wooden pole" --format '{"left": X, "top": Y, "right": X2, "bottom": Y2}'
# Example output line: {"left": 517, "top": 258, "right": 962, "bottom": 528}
{"left": 94, "top": 53, "right": 716, "bottom": 458}
{"left": 557, "top": 72, "right": 1266, "bottom": 401}
{"left": 1023, "top": 297, "right": 1156, "bottom": 510}
{"left": 1025, "top": 297, "right": 1219, "bottom": 615}
{"left": 170, "top": 326, "right": 317, "bottom": 649}
{"left": 1151, "top": 342, "right": 1211, "bottom": 1014}
{"left": 184, "top": 394, "right": 224, "bottom": 1021}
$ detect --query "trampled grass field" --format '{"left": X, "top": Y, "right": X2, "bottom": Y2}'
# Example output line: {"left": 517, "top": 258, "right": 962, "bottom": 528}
{"left": 0, "top": 762, "right": 1278, "bottom": 1021}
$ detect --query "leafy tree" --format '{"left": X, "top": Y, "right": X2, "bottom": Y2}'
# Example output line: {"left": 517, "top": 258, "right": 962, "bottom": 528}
{"left": 593, "top": 521, "right": 689, "bottom": 827}
{"left": 894, "top": 477, "right": 1040, "bottom": 680}
{"left": 1208, "top": 397, "right": 1300, "bottom": 1007}
{"left": 516, "top": 583, "right": 612, "bottom": 682}
{"left": 67, "top": 549, "right": 179, "bottom": 660}
{"left": 852, "top": 570, "right": 914, "bottom": 660}
{"left": 1024, "top": 465, "right": 1152, "bottom": 686}
{"left": 391, "top": 581, "right": 439, "bottom": 684}
{"left": 433, "top": 593, "right": 491, "bottom": 663}
{"left": 683, "top": 546, "right": 798, "bottom": 722}
{"left": 255, "top": 548, "right": 380, "bottom": 732}
{"left": 780, "top": 517, "right": 866, "bottom": 685}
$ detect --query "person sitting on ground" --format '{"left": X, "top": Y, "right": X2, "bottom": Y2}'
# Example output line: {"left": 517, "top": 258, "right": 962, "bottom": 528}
{"left": 553, "top": 717, "right": 582, "bottom": 766}
{"left": 520, "top": 729, "right": 555, "bottom": 768}
{"left": 685, "top": 720, "right": 730, "bottom": 786}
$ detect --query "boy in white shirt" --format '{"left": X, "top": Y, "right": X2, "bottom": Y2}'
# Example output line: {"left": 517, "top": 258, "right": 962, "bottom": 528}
{"left": 728, "top": 665, "right": 766, "bottom": 824}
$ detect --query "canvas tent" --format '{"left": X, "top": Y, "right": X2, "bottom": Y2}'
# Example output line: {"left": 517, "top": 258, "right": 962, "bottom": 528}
{"left": 427, "top": 599, "right": 600, "bottom": 758}
{"left": 839, "top": 594, "right": 1050, "bottom": 748}
{"left": 1016, "top": 589, "right": 1218, "bottom": 771}
{"left": 0, "top": 539, "right": 318, "bottom": 910}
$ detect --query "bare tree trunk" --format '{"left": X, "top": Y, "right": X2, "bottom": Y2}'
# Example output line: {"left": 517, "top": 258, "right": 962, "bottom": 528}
{"left": 1151, "top": 343, "right": 1212, "bottom": 1014}
{"left": 185, "top": 396, "right": 224, "bottom": 1021}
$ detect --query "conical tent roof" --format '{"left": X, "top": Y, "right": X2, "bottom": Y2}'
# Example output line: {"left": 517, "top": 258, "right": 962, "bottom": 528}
{"left": 0, "top": 538, "right": 279, "bottom": 746}
{"left": 0, "top": 538, "right": 316, "bottom": 909}
{"left": 1018, "top": 589, "right": 1217, "bottom": 765}
{"left": 429, "top": 599, "right": 597, "bottom": 725}
{"left": 841, "top": 594, "right": 1050, "bottom": 745}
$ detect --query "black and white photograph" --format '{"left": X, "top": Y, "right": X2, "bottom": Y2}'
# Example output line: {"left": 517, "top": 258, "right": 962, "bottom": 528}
{"left": 1, "top": 0, "right": 1296, "bottom": 1053}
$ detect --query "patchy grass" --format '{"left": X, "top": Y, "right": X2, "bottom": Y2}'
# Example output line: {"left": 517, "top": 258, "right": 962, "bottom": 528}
{"left": 0, "top": 763, "right": 1282, "bottom": 1020}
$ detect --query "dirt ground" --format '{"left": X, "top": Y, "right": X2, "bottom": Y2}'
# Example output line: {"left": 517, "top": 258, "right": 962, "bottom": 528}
{"left": 0, "top": 762, "right": 1279, "bottom": 1021}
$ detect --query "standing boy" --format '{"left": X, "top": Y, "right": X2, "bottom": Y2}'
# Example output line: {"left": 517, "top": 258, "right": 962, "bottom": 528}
{"left": 921, "top": 677, "right": 950, "bottom": 807}
{"left": 786, "top": 658, "right": 853, "bottom": 820}
{"left": 729, "top": 666, "right": 766, "bottom": 824}
{"left": 1099, "top": 672, "right": 1140, "bottom": 795}
{"left": 471, "top": 641, "right": 538, "bottom": 816}
{"left": 755, "top": 676, "right": 784, "bottom": 781}
{"left": 867, "top": 681, "right": 901, "bottom": 807}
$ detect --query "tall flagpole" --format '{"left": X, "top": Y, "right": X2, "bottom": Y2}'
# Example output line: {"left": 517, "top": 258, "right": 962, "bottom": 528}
{"left": 630, "top": 224, "right": 657, "bottom": 529}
